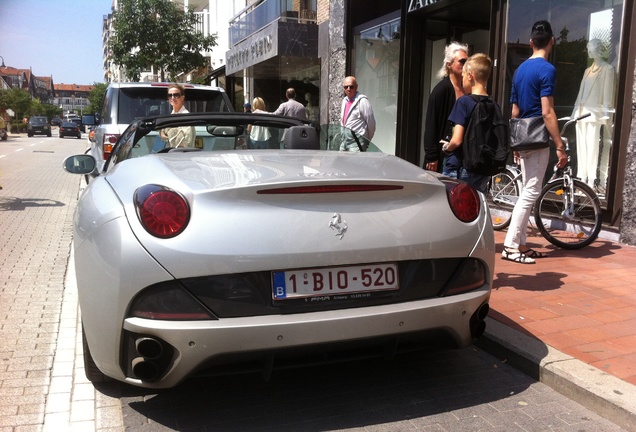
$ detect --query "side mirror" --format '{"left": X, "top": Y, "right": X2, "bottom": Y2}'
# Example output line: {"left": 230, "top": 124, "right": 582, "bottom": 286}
{"left": 63, "top": 154, "right": 97, "bottom": 175}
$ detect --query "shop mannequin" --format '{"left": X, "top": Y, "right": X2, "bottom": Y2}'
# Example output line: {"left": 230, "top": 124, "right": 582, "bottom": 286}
{"left": 571, "top": 39, "right": 615, "bottom": 191}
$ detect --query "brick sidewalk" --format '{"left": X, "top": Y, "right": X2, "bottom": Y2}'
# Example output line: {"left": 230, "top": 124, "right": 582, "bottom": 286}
{"left": 490, "top": 229, "right": 636, "bottom": 386}
{"left": 0, "top": 137, "right": 122, "bottom": 431}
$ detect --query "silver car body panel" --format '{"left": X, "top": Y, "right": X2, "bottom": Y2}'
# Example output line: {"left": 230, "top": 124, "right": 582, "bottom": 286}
{"left": 73, "top": 145, "right": 494, "bottom": 388}
{"left": 121, "top": 289, "right": 489, "bottom": 388}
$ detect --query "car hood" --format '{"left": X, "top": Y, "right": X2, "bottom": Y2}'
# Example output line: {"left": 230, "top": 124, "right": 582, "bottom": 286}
{"left": 101, "top": 151, "right": 492, "bottom": 278}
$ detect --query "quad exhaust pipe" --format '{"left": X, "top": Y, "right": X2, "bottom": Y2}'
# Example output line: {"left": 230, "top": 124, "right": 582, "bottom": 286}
{"left": 131, "top": 337, "right": 166, "bottom": 381}
{"left": 471, "top": 303, "right": 489, "bottom": 339}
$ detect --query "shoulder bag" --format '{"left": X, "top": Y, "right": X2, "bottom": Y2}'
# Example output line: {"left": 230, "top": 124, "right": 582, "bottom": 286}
{"left": 509, "top": 116, "right": 550, "bottom": 150}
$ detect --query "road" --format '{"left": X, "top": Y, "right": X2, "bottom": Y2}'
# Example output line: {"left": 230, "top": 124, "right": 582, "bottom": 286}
{"left": 0, "top": 130, "right": 627, "bottom": 431}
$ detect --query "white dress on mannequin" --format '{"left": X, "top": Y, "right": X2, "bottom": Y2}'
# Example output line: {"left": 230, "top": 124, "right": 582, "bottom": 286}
{"left": 571, "top": 39, "right": 615, "bottom": 191}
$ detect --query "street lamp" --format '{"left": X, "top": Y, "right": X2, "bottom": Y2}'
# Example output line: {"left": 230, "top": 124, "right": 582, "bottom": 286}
{"left": 0, "top": 55, "right": 5, "bottom": 68}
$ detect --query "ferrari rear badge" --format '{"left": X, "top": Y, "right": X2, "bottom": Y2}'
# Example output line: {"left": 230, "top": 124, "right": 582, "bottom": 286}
{"left": 329, "top": 213, "right": 348, "bottom": 240}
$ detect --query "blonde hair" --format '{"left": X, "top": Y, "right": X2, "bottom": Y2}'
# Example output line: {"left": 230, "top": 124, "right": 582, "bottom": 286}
{"left": 437, "top": 41, "right": 469, "bottom": 79}
{"left": 465, "top": 53, "right": 492, "bottom": 82}
{"left": 252, "top": 97, "right": 266, "bottom": 111}
{"left": 168, "top": 83, "right": 186, "bottom": 95}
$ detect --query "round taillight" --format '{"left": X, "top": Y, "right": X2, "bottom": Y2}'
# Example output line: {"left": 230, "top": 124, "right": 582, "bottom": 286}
{"left": 446, "top": 182, "right": 480, "bottom": 223}
{"left": 135, "top": 185, "right": 190, "bottom": 238}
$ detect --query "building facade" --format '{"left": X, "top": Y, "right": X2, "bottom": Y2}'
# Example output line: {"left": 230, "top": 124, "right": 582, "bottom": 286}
{"left": 54, "top": 84, "right": 93, "bottom": 117}
{"left": 324, "top": 0, "right": 636, "bottom": 243}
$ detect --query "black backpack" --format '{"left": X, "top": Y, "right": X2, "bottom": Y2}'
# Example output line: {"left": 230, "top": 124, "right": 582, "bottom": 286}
{"left": 462, "top": 95, "right": 510, "bottom": 176}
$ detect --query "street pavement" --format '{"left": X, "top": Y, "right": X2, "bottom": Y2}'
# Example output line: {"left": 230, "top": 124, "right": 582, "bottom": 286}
{"left": 0, "top": 131, "right": 634, "bottom": 431}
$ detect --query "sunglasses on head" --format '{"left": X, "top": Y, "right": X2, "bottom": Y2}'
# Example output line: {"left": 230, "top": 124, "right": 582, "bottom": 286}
{"left": 168, "top": 93, "right": 183, "bottom": 99}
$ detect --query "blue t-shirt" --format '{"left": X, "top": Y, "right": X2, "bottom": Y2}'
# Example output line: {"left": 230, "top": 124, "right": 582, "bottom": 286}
{"left": 510, "top": 57, "right": 556, "bottom": 118}
{"left": 444, "top": 95, "right": 480, "bottom": 171}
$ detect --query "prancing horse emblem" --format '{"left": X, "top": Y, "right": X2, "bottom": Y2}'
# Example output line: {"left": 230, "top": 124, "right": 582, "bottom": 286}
{"left": 329, "top": 213, "right": 348, "bottom": 240}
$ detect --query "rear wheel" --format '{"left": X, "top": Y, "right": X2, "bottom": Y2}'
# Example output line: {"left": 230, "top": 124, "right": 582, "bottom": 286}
{"left": 488, "top": 169, "right": 518, "bottom": 230}
{"left": 534, "top": 179, "right": 602, "bottom": 249}
{"left": 82, "top": 324, "right": 109, "bottom": 383}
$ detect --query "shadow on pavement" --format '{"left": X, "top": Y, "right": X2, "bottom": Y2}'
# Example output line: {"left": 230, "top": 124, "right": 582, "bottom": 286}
{"left": 0, "top": 196, "right": 66, "bottom": 211}
{"left": 95, "top": 348, "right": 536, "bottom": 431}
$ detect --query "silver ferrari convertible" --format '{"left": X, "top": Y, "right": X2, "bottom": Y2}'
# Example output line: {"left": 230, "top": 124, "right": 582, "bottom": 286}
{"left": 63, "top": 112, "right": 495, "bottom": 389}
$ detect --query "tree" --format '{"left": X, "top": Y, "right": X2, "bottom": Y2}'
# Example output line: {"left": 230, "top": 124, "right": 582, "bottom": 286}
{"left": 109, "top": 0, "right": 217, "bottom": 82}
{"left": 1, "top": 88, "right": 32, "bottom": 121}
{"left": 87, "top": 83, "right": 108, "bottom": 115}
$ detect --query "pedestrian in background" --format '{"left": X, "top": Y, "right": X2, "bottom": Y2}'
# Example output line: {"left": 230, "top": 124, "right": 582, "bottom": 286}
{"left": 340, "top": 76, "right": 376, "bottom": 151}
{"left": 273, "top": 88, "right": 307, "bottom": 120}
{"left": 249, "top": 97, "right": 271, "bottom": 149}
{"left": 243, "top": 102, "right": 252, "bottom": 113}
{"left": 160, "top": 83, "right": 195, "bottom": 148}
{"left": 502, "top": 20, "right": 567, "bottom": 264}
{"left": 441, "top": 53, "right": 496, "bottom": 194}
{"left": 423, "top": 42, "right": 469, "bottom": 172}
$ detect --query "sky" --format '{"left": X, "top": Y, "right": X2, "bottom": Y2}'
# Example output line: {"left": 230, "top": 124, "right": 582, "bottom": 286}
{"left": 0, "top": 0, "right": 113, "bottom": 85}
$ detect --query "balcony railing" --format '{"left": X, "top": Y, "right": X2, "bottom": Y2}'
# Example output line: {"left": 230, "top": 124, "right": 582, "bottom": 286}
{"left": 229, "top": 0, "right": 317, "bottom": 46}
{"left": 193, "top": 10, "right": 210, "bottom": 37}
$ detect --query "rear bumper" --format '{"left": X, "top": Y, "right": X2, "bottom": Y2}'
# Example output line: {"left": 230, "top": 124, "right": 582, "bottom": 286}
{"left": 119, "top": 288, "right": 490, "bottom": 388}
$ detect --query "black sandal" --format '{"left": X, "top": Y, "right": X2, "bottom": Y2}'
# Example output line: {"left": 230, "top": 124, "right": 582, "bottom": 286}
{"left": 502, "top": 248, "right": 535, "bottom": 264}
{"left": 520, "top": 248, "right": 548, "bottom": 258}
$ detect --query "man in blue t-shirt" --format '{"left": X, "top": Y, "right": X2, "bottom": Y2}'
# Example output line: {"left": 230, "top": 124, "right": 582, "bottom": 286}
{"left": 502, "top": 20, "right": 568, "bottom": 264}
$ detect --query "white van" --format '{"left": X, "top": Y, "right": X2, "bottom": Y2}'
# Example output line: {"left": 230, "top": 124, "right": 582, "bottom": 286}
{"left": 88, "top": 82, "right": 233, "bottom": 171}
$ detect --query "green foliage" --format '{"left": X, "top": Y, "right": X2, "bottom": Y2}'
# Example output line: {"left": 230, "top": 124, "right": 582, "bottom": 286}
{"left": 109, "top": 0, "right": 217, "bottom": 82}
{"left": 87, "top": 83, "right": 108, "bottom": 115}
{"left": 0, "top": 88, "right": 32, "bottom": 120}
{"left": 554, "top": 31, "right": 589, "bottom": 108}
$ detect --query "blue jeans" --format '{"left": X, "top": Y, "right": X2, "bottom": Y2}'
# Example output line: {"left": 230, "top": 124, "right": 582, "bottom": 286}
{"left": 443, "top": 167, "right": 490, "bottom": 194}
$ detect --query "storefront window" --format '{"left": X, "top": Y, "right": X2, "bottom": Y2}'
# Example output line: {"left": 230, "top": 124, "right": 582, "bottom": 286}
{"left": 504, "top": 0, "right": 624, "bottom": 199}
{"left": 352, "top": 15, "right": 401, "bottom": 154}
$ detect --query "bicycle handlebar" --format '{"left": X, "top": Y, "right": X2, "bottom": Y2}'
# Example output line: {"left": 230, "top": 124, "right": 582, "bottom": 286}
{"left": 560, "top": 113, "right": 592, "bottom": 136}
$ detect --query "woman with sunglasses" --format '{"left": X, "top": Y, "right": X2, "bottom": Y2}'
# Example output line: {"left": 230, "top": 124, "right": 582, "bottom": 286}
{"left": 160, "top": 83, "right": 195, "bottom": 148}
{"left": 423, "top": 42, "right": 469, "bottom": 173}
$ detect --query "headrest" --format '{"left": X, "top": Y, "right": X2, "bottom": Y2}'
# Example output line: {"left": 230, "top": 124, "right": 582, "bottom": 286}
{"left": 283, "top": 125, "right": 319, "bottom": 150}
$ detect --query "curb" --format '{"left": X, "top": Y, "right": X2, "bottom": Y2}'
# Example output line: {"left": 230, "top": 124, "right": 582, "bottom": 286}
{"left": 477, "top": 317, "right": 636, "bottom": 432}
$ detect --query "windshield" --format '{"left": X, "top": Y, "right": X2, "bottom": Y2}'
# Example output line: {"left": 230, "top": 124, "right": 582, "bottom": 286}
{"left": 31, "top": 117, "right": 47, "bottom": 124}
{"left": 107, "top": 114, "right": 382, "bottom": 169}
{"left": 117, "top": 87, "right": 232, "bottom": 125}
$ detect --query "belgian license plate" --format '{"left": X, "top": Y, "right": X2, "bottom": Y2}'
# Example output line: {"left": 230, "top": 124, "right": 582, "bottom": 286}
{"left": 272, "top": 263, "right": 399, "bottom": 300}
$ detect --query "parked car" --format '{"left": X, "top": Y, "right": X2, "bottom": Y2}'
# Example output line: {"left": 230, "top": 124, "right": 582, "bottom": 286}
{"left": 63, "top": 113, "right": 494, "bottom": 389}
{"left": 89, "top": 82, "right": 233, "bottom": 174}
{"left": 0, "top": 117, "right": 7, "bottom": 141}
{"left": 59, "top": 121, "right": 82, "bottom": 139}
{"left": 51, "top": 117, "right": 63, "bottom": 127}
{"left": 27, "top": 116, "right": 51, "bottom": 137}
{"left": 69, "top": 117, "right": 85, "bottom": 133}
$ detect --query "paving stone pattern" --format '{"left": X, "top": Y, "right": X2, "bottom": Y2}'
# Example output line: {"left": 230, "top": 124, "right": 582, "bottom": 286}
{"left": 0, "top": 137, "right": 122, "bottom": 432}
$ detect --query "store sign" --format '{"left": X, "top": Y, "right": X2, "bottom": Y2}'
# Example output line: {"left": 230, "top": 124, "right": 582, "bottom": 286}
{"left": 407, "top": 0, "right": 442, "bottom": 13}
{"left": 226, "top": 25, "right": 278, "bottom": 75}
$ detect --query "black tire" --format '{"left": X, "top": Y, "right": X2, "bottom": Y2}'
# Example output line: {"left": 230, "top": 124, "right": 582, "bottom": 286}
{"left": 82, "top": 324, "right": 109, "bottom": 383}
{"left": 534, "top": 178, "right": 602, "bottom": 249}
{"left": 488, "top": 169, "right": 519, "bottom": 230}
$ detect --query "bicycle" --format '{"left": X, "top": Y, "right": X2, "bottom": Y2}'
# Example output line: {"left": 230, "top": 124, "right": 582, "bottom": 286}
{"left": 487, "top": 113, "right": 602, "bottom": 249}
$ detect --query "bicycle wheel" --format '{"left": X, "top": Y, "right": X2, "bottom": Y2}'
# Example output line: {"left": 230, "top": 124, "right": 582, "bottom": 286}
{"left": 488, "top": 169, "right": 519, "bottom": 230}
{"left": 534, "top": 178, "right": 602, "bottom": 249}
